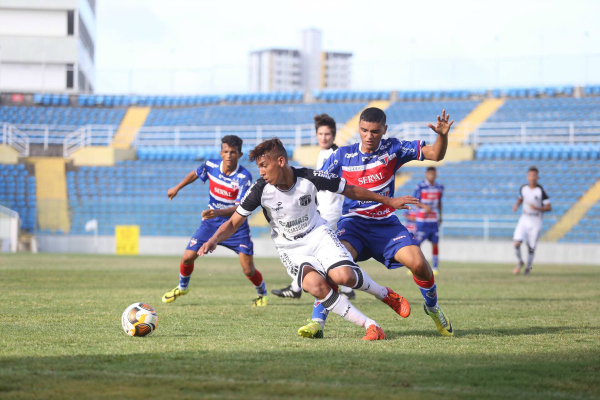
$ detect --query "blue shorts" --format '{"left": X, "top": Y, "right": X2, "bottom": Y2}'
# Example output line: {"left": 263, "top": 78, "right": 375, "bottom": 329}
{"left": 414, "top": 222, "right": 439, "bottom": 245}
{"left": 186, "top": 216, "right": 254, "bottom": 255}
{"left": 336, "top": 216, "right": 417, "bottom": 269}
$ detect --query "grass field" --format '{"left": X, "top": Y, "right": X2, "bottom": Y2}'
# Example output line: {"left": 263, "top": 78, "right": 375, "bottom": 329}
{"left": 1, "top": 253, "right": 599, "bottom": 399}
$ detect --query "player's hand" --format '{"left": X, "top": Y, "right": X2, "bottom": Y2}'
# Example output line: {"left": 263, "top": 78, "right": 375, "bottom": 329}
{"left": 201, "top": 209, "right": 218, "bottom": 220}
{"left": 198, "top": 239, "right": 217, "bottom": 256}
{"left": 422, "top": 204, "right": 433, "bottom": 213}
{"left": 388, "top": 195, "right": 420, "bottom": 210}
{"left": 427, "top": 109, "right": 454, "bottom": 136}
{"left": 167, "top": 187, "right": 179, "bottom": 201}
{"left": 512, "top": 205, "right": 518, "bottom": 212}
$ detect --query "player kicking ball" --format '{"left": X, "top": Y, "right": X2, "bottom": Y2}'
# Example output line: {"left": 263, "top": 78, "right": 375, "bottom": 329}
{"left": 512, "top": 166, "right": 551, "bottom": 275}
{"left": 162, "top": 135, "right": 269, "bottom": 306}
{"left": 199, "top": 138, "right": 419, "bottom": 340}
{"left": 271, "top": 113, "right": 356, "bottom": 300}
{"left": 299, "top": 107, "right": 455, "bottom": 339}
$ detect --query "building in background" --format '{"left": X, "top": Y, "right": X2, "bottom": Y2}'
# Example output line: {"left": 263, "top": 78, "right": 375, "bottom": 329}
{"left": 249, "top": 28, "right": 352, "bottom": 93}
{"left": 0, "top": 0, "right": 96, "bottom": 94}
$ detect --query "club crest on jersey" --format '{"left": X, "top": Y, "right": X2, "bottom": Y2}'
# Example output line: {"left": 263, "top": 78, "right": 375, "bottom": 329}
{"left": 299, "top": 195, "right": 311, "bottom": 206}
{"left": 378, "top": 152, "right": 390, "bottom": 166}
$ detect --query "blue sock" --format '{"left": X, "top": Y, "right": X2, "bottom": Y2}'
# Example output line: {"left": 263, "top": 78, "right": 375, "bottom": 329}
{"left": 418, "top": 283, "right": 438, "bottom": 309}
{"left": 311, "top": 299, "right": 329, "bottom": 327}
{"left": 179, "top": 274, "right": 191, "bottom": 290}
{"left": 255, "top": 282, "right": 267, "bottom": 296}
{"left": 432, "top": 255, "right": 439, "bottom": 269}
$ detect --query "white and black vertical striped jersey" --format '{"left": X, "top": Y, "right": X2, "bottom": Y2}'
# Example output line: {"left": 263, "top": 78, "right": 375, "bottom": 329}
{"left": 518, "top": 184, "right": 550, "bottom": 221}
{"left": 236, "top": 167, "right": 347, "bottom": 249}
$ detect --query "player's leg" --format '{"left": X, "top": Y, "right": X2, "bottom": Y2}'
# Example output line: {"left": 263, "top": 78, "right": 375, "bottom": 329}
{"left": 394, "top": 244, "right": 453, "bottom": 337}
{"left": 513, "top": 220, "right": 525, "bottom": 274}
{"left": 301, "top": 264, "right": 384, "bottom": 340}
{"left": 238, "top": 252, "right": 269, "bottom": 306}
{"left": 524, "top": 225, "right": 541, "bottom": 275}
{"left": 431, "top": 228, "right": 440, "bottom": 274}
{"left": 162, "top": 225, "right": 206, "bottom": 303}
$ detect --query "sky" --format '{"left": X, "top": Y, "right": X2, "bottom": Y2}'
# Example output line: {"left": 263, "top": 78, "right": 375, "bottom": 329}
{"left": 95, "top": 0, "right": 600, "bottom": 94}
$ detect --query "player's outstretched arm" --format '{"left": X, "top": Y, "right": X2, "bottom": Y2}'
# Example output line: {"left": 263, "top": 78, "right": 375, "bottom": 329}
{"left": 168, "top": 170, "right": 198, "bottom": 200}
{"left": 512, "top": 198, "right": 523, "bottom": 212}
{"left": 422, "top": 109, "right": 454, "bottom": 162}
{"left": 198, "top": 213, "right": 247, "bottom": 256}
{"left": 201, "top": 206, "right": 237, "bottom": 220}
{"left": 342, "top": 185, "right": 420, "bottom": 210}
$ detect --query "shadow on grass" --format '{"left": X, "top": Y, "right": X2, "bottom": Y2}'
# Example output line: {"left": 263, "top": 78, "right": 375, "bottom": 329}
{"left": 385, "top": 325, "right": 583, "bottom": 339}
{"left": 1, "top": 348, "right": 598, "bottom": 400}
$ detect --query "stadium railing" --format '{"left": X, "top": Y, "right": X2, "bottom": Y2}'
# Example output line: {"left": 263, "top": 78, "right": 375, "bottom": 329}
{"left": 0, "top": 123, "right": 30, "bottom": 156}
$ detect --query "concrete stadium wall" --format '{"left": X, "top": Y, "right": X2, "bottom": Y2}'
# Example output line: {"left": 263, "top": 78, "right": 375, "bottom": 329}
{"left": 36, "top": 234, "right": 600, "bottom": 266}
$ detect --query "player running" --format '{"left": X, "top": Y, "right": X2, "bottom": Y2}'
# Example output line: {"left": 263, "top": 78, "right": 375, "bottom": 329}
{"left": 512, "top": 166, "right": 551, "bottom": 275}
{"left": 199, "top": 138, "right": 419, "bottom": 340}
{"left": 298, "top": 107, "right": 455, "bottom": 339}
{"left": 271, "top": 113, "right": 356, "bottom": 300}
{"left": 413, "top": 167, "right": 444, "bottom": 275}
{"left": 161, "top": 135, "right": 269, "bottom": 306}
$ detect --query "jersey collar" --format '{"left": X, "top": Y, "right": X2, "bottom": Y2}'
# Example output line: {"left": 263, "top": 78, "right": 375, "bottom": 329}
{"left": 220, "top": 161, "right": 240, "bottom": 177}
{"left": 359, "top": 139, "right": 383, "bottom": 155}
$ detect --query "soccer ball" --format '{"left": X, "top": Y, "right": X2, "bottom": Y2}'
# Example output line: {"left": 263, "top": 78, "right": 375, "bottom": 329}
{"left": 121, "top": 303, "right": 158, "bottom": 337}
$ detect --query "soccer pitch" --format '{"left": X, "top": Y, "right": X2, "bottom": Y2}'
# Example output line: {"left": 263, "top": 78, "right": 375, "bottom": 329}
{"left": 1, "top": 254, "right": 599, "bottom": 400}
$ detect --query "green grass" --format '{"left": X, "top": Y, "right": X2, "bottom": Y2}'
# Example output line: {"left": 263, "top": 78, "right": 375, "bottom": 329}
{"left": 1, "top": 254, "right": 599, "bottom": 399}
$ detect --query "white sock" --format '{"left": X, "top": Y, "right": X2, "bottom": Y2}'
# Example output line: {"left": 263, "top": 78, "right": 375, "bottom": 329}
{"left": 352, "top": 268, "right": 388, "bottom": 300}
{"left": 515, "top": 246, "right": 523, "bottom": 263}
{"left": 320, "top": 290, "right": 370, "bottom": 328}
{"left": 339, "top": 285, "right": 353, "bottom": 294}
{"left": 290, "top": 280, "right": 301, "bottom": 292}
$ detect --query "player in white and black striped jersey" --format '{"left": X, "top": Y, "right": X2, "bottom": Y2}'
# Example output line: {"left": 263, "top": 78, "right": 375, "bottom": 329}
{"left": 512, "top": 166, "right": 552, "bottom": 275}
{"left": 198, "top": 138, "right": 419, "bottom": 340}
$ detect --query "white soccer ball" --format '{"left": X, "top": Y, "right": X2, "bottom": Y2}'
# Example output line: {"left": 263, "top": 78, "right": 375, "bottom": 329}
{"left": 121, "top": 303, "right": 158, "bottom": 337}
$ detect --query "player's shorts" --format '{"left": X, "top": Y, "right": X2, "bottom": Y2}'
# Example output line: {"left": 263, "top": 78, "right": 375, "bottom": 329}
{"left": 414, "top": 222, "right": 439, "bottom": 245}
{"left": 186, "top": 216, "right": 254, "bottom": 255}
{"left": 336, "top": 216, "right": 417, "bottom": 270}
{"left": 513, "top": 217, "right": 542, "bottom": 249}
{"left": 277, "top": 224, "right": 357, "bottom": 291}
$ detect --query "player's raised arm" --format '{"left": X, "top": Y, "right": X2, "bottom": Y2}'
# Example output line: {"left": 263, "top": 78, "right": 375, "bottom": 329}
{"left": 198, "top": 212, "right": 247, "bottom": 256}
{"left": 421, "top": 109, "right": 454, "bottom": 162}
{"left": 167, "top": 170, "right": 198, "bottom": 200}
{"left": 342, "top": 185, "right": 420, "bottom": 210}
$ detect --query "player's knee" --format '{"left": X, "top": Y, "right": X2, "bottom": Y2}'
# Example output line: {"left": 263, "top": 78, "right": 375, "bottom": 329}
{"left": 528, "top": 246, "right": 535, "bottom": 254}
{"left": 302, "top": 278, "right": 329, "bottom": 299}
{"left": 514, "top": 242, "right": 522, "bottom": 248}
{"left": 328, "top": 266, "right": 356, "bottom": 287}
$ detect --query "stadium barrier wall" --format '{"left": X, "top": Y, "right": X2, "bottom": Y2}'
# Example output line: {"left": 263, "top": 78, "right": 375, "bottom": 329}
{"left": 35, "top": 235, "right": 600, "bottom": 266}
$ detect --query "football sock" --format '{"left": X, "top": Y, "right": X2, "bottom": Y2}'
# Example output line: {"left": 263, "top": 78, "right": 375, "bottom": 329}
{"left": 413, "top": 275, "right": 438, "bottom": 312}
{"left": 178, "top": 262, "right": 194, "bottom": 290}
{"left": 340, "top": 285, "right": 353, "bottom": 294}
{"left": 526, "top": 247, "right": 535, "bottom": 270}
{"left": 321, "top": 289, "right": 371, "bottom": 328}
{"left": 352, "top": 268, "right": 388, "bottom": 300}
{"left": 247, "top": 270, "right": 267, "bottom": 296}
{"left": 290, "top": 279, "right": 301, "bottom": 293}
{"left": 311, "top": 299, "right": 329, "bottom": 329}
{"left": 515, "top": 244, "right": 523, "bottom": 263}
{"left": 432, "top": 245, "right": 439, "bottom": 269}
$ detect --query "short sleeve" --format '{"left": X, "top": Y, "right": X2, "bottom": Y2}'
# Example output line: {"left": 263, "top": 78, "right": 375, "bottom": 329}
{"left": 393, "top": 139, "right": 426, "bottom": 163}
{"left": 320, "top": 149, "right": 341, "bottom": 175}
{"left": 236, "top": 179, "right": 265, "bottom": 217}
{"left": 541, "top": 186, "right": 550, "bottom": 205}
{"left": 300, "top": 168, "right": 346, "bottom": 194}
{"left": 235, "top": 172, "right": 253, "bottom": 205}
{"left": 195, "top": 162, "right": 208, "bottom": 182}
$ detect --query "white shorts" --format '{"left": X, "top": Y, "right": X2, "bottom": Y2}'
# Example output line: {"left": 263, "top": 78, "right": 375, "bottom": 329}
{"left": 513, "top": 217, "right": 542, "bottom": 249}
{"left": 277, "top": 224, "right": 356, "bottom": 291}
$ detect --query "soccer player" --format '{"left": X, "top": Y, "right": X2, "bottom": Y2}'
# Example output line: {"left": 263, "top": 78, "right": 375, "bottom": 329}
{"left": 198, "top": 138, "right": 419, "bottom": 340}
{"left": 298, "top": 107, "right": 455, "bottom": 338}
{"left": 161, "top": 135, "right": 269, "bottom": 306}
{"left": 413, "top": 167, "right": 444, "bottom": 274}
{"left": 271, "top": 113, "right": 356, "bottom": 300}
{"left": 512, "top": 166, "right": 551, "bottom": 275}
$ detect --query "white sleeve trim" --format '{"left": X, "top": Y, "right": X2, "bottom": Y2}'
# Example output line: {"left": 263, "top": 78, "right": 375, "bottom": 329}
{"left": 336, "top": 178, "right": 347, "bottom": 194}
{"left": 236, "top": 205, "right": 253, "bottom": 217}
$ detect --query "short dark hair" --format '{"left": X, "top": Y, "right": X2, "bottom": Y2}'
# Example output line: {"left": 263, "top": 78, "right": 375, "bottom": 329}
{"left": 359, "top": 107, "right": 386, "bottom": 125}
{"left": 221, "top": 135, "right": 243, "bottom": 152}
{"left": 249, "top": 137, "right": 288, "bottom": 162}
{"left": 314, "top": 113, "right": 336, "bottom": 138}
{"left": 426, "top": 167, "right": 436, "bottom": 172}
{"left": 528, "top": 166, "right": 539, "bottom": 174}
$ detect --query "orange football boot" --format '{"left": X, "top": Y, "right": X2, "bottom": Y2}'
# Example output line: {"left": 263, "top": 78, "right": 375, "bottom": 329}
{"left": 382, "top": 287, "right": 411, "bottom": 318}
{"left": 362, "top": 324, "right": 385, "bottom": 341}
